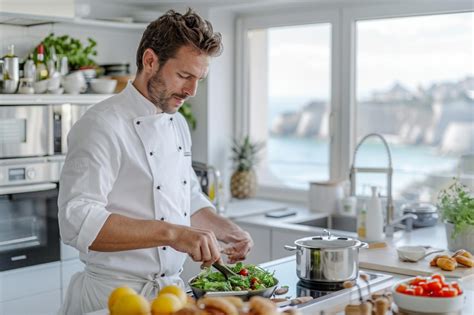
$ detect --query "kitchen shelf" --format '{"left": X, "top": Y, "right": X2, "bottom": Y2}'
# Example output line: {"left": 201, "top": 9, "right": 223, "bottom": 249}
{"left": 0, "top": 12, "right": 147, "bottom": 30}
{"left": 0, "top": 94, "right": 113, "bottom": 105}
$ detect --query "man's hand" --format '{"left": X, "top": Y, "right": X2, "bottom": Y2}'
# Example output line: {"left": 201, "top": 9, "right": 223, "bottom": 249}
{"left": 221, "top": 230, "right": 253, "bottom": 263}
{"left": 169, "top": 225, "right": 221, "bottom": 267}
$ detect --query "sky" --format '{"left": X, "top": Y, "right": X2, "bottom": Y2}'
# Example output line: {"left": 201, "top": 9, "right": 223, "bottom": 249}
{"left": 265, "top": 11, "right": 473, "bottom": 99}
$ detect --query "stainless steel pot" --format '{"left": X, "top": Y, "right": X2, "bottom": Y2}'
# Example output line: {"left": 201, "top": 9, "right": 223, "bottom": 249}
{"left": 402, "top": 202, "right": 438, "bottom": 228}
{"left": 285, "top": 230, "right": 367, "bottom": 283}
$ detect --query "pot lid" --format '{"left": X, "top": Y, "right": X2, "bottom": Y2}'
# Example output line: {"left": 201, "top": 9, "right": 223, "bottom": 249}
{"left": 295, "top": 235, "right": 362, "bottom": 249}
{"left": 402, "top": 202, "right": 437, "bottom": 213}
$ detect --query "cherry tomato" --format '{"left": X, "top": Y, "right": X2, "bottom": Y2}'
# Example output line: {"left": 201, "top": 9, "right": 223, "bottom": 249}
{"left": 427, "top": 279, "right": 443, "bottom": 292}
{"left": 238, "top": 268, "right": 249, "bottom": 276}
{"left": 451, "top": 281, "right": 463, "bottom": 295}
{"left": 411, "top": 276, "right": 426, "bottom": 285}
{"left": 396, "top": 283, "right": 409, "bottom": 294}
{"left": 431, "top": 273, "right": 446, "bottom": 285}
{"left": 250, "top": 277, "right": 259, "bottom": 285}
{"left": 440, "top": 287, "right": 458, "bottom": 297}
{"left": 412, "top": 285, "right": 424, "bottom": 296}
{"left": 404, "top": 288, "right": 415, "bottom": 295}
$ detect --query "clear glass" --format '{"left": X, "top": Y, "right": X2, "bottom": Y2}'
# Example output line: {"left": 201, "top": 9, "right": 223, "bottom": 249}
{"left": 355, "top": 12, "right": 474, "bottom": 201}
{"left": 247, "top": 23, "right": 332, "bottom": 189}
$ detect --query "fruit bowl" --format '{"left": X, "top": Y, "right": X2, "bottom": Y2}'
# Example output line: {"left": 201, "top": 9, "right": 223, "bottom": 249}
{"left": 392, "top": 277, "right": 465, "bottom": 313}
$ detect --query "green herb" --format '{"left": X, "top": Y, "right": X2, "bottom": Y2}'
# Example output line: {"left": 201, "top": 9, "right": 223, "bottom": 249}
{"left": 34, "top": 33, "right": 97, "bottom": 70}
{"left": 437, "top": 178, "right": 474, "bottom": 238}
{"left": 190, "top": 263, "right": 276, "bottom": 292}
{"left": 178, "top": 102, "right": 196, "bottom": 130}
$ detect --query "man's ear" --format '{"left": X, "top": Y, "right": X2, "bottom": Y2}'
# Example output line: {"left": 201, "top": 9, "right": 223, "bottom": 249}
{"left": 142, "top": 48, "right": 160, "bottom": 74}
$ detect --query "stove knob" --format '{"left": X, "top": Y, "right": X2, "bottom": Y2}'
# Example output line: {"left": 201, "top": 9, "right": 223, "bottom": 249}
{"left": 27, "top": 168, "right": 36, "bottom": 179}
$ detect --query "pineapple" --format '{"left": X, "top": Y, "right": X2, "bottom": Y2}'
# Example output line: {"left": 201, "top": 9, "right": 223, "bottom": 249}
{"left": 230, "top": 136, "right": 264, "bottom": 199}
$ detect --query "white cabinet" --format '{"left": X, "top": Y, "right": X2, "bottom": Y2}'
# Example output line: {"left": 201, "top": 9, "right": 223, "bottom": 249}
{"left": 0, "top": 290, "right": 61, "bottom": 315}
{"left": 271, "top": 229, "right": 315, "bottom": 260}
{"left": 0, "top": 262, "right": 61, "bottom": 315}
{"left": 238, "top": 223, "right": 272, "bottom": 264}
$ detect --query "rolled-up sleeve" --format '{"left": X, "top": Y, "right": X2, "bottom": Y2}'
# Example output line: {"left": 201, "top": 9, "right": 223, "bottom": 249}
{"left": 58, "top": 114, "right": 120, "bottom": 254}
{"left": 189, "top": 167, "right": 215, "bottom": 215}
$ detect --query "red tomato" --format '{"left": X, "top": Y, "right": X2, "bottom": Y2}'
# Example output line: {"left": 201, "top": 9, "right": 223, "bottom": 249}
{"left": 427, "top": 279, "right": 443, "bottom": 292}
{"left": 396, "top": 283, "right": 409, "bottom": 294}
{"left": 238, "top": 268, "right": 249, "bottom": 276}
{"left": 412, "top": 285, "right": 424, "bottom": 296}
{"left": 431, "top": 273, "right": 446, "bottom": 285}
{"left": 440, "top": 287, "right": 458, "bottom": 297}
{"left": 411, "top": 276, "right": 426, "bottom": 285}
{"left": 404, "top": 288, "right": 416, "bottom": 295}
{"left": 451, "top": 282, "right": 463, "bottom": 295}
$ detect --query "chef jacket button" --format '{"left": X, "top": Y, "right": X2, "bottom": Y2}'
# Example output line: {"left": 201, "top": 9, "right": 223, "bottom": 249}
{"left": 156, "top": 185, "right": 161, "bottom": 190}
{"left": 136, "top": 121, "right": 141, "bottom": 125}
{"left": 161, "top": 273, "right": 165, "bottom": 277}
{"left": 160, "top": 217, "right": 165, "bottom": 221}
{"left": 162, "top": 247, "right": 166, "bottom": 250}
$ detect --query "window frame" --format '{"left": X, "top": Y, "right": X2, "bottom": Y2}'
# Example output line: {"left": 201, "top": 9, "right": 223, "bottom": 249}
{"left": 235, "top": 1, "right": 473, "bottom": 203}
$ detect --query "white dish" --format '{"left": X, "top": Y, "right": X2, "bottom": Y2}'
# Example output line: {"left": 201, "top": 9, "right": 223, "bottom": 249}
{"left": 90, "top": 79, "right": 117, "bottom": 94}
{"left": 392, "top": 278, "right": 465, "bottom": 313}
{"left": 396, "top": 245, "right": 426, "bottom": 261}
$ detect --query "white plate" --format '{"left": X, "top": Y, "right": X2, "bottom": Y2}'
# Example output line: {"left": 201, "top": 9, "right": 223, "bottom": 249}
{"left": 392, "top": 278, "right": 465, "bottom": 313}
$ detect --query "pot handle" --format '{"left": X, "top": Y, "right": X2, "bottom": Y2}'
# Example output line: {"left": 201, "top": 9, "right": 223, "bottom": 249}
{"left": 284, "top": 245, "right": 297, "bottom": 251}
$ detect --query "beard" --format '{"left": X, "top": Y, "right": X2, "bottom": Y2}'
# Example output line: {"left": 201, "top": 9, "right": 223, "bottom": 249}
{"left": 147, "top": 68, "right": 187, "bottom": 114}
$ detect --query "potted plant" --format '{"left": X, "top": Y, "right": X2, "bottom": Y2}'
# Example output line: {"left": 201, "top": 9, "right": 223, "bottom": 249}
{"left": 35, "top": 33, "right": 97, "bottom": 71}
{"left": 437, "top": 179, "right": 474, "bottom": 253}
{"left": 230, "top": 136, "right": 264, "bottom": 199}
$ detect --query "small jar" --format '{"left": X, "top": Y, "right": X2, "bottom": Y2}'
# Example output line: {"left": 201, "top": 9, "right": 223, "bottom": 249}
{"left": 18, "top": 78, "right": 35, "bottom": 94}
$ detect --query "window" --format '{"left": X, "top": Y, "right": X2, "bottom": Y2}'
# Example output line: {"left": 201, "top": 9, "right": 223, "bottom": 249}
{"left": 247, "top": 23, "right": 332, "bottom": 189}
{"left": 355, "top": 12, "right": 474, "bottom": 201}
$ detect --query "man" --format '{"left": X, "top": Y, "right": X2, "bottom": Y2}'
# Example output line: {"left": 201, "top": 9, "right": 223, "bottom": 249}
{"left": 58, "top": 9, "right": 253, "bottom": 314}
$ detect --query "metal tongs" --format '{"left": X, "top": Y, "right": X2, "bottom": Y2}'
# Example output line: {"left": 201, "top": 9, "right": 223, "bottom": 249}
{"left": 212, "top": 262, "right": 239, "bottom": 280}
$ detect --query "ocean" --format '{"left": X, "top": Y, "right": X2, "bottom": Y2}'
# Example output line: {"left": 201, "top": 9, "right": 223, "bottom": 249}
{"left": 264, "top": 96, "right": 460, "bottom": 200}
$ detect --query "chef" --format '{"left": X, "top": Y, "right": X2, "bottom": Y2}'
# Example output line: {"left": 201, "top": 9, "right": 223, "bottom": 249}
{"left": 58, "top": 9, "right": 253, "bottom": 314}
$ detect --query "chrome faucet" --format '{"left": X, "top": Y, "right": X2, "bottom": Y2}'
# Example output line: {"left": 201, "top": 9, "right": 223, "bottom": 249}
{"left": 385, "top": 213, "right": 418, "bottom": 237}
{"left": 350, "top": 133, "right": 398, "bottom": 237}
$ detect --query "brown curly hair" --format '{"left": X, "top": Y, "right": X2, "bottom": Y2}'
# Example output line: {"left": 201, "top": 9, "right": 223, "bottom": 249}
{"left": 136, "top": 8, "right": 223, "bottom": 72}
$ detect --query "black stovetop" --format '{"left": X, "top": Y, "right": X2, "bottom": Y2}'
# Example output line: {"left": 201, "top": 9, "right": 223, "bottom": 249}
{"left": 260, "top": 256, "right": 392, "bottom": 307}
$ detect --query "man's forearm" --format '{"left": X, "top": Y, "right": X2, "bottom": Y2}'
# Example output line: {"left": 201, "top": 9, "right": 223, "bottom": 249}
{"left": 190, "top": 207, "right": 243, "bottom": 243}
{"left": 89, "top": 213, "right": 174, "bottom": 251}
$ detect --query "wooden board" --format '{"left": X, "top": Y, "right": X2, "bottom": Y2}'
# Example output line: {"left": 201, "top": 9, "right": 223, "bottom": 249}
{"left": 359, "top": 245, "right": 474, "bottom": 280}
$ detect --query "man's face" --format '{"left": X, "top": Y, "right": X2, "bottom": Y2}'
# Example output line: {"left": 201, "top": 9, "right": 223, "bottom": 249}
{"left": 147, "top": 45, "right": 210, "bottom": 114}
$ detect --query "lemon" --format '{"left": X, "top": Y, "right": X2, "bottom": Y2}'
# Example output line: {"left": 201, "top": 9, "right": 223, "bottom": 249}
{"left": 108, "top": 286, "right": 137, "bottom": 311}
{"left": 151, "top": 293, "right": 182, "bottom": 314}
{"left": 158, "top": 285, "right": 187, "bottom": 306}
{"left": 111, "top": 293, "right": 151, "bottom": 315}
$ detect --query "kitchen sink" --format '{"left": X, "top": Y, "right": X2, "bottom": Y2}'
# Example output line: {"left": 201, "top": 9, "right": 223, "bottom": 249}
{"left": 292, "top": 215, "right": 357, "bottom": 233}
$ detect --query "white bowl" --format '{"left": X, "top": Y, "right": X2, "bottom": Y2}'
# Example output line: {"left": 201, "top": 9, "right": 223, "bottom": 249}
{"left": 90, "top": 79, "right": 117, "bottom": 94}
{"left": 33, "top": 79, "right": 49, "bottom": 94}
{"left": 396, "top": 245, "right": 426, "bottom": 261}
{"left": 392, "top": 278, "right": 465, "bottom": 313}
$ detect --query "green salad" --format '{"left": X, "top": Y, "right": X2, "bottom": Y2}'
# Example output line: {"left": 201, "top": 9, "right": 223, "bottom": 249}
{"left": 190, "top": 262, "right": 277, "bottom": 291}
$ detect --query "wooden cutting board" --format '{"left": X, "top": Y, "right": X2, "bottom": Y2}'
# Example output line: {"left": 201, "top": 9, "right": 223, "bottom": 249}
{"left": 359, "top": 245, "right": 474, "bottom": 280}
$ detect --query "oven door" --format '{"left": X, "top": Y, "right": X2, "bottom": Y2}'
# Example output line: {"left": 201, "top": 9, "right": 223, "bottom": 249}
{"left": 0, "top": 183, "right": 60, "bottom": 271}
{"left": 0, "top": 105, "right": 52, "bottom": 158}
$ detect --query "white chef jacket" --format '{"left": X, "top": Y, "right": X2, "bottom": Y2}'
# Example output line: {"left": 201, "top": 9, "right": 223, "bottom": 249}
{"left": 58, "top": 81, "right": 214, "bottom": 314}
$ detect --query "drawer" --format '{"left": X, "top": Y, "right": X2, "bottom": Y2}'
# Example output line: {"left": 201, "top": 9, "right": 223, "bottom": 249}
{"left": 0, "top": 262, "right": 60, "bottom": 302}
